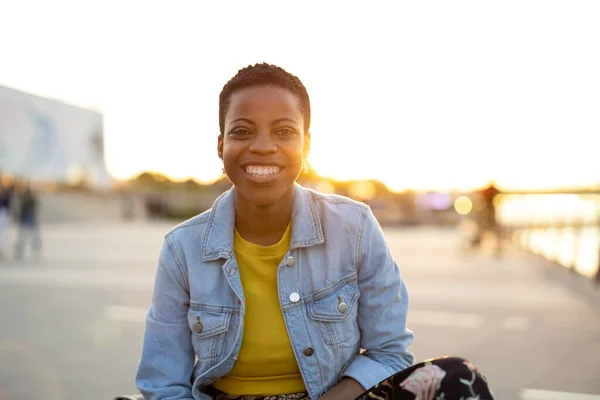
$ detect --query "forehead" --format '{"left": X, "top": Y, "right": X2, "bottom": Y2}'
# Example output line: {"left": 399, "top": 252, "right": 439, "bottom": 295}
{"left": 226, "top": 85, "right": 302, "bottom": 120}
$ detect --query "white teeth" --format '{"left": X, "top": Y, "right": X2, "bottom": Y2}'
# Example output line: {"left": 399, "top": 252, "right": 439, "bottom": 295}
{"left": 245, "top": 166, "right": 280, "bottom": 176}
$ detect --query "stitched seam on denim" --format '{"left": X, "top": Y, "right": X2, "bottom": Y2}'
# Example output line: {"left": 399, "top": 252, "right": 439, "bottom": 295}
{"left": 328, "top": 322, "right": 337, "bottom": 346}
{"left": 293, "top": 306, "right": 326, "bottom": 396}
{"left": 215, "top": 256, "right": 246, "bottom": 371}
{"left": 216, "top": 332, "right": 226, "bottom": 359}
{"left": 311, "top": 287, "right": 358, "bottom": 313}
{"left": 355, "top": 207, "right": 368, "bottom": 272}
{"left": 281, "top": 302, "right": 305, "bottom": 312}
{"left": 310, "top": 274, "right": 358, "bottom": 302}
{"left": 314, "top": 195, "right": 367, "bottom": 207}
{"left": 194, "top": 345, "right": 219, "bottom": 361}
{"left": 200, "top": 188, "right": 235, "bottom": 260}
{"left": 291, "top": 248, "right": 327, "bottom": 393}
{"left": 332, "top": 336, "right": 340, "bottom": 374}
{"left": 165, "top": 235, "right": 189, "bottom": 293}
{"left": 307, "top": 191, "right": 324, "bottom": 242}
{"left": 290, "top": 191, "right": 323, "bottom": 249}
{"left": 305, "top": 185, "right": 367, "bottom": 207}
{"left": 194, "top": 350, "right": 217, "bottom": 360}
{"left": 290, "top": 239, "right": 320, "bottom": 248}
{"left": 212, "top": 330, "right": 221, "bottom": 358}
{"left": 211, "top": 331, "right": 217, "bottom": 360}
{"left": 189, "top": 303, "right": 241, "bottom": 314}
{"left": 281, "top": 274, "right": 357, "bottom": 312}
{"left": 190, "top": 312, "right": 231, "bottom": 337}
{"left": 310, "top": 289, "right": 359, "bottom": 321}
{"left": 201, "top": 200, "right": 217, "bottom": 260}
{"left": 167, "top": 214, "right": 210, "bottom": 236}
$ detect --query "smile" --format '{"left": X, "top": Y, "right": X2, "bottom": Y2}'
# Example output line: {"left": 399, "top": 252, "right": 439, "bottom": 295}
{"left": 245, "top": 166, "right": 281, "bottom": 176}
{"left": 244, "top": 165, "right": 282, "bottom": 182}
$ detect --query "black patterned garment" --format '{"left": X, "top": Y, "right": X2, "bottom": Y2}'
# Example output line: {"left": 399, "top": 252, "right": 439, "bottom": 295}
{"left": 208, "top": 356, "right": 495, "bottom": 400}
{"left": 356, "top": 357, "right": 496, "bottom": 400}
{"left": 208, "top": 388, "right": 310, "bottom": 400}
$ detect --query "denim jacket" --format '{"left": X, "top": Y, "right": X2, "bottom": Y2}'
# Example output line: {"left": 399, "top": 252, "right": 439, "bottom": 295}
{"left": 136, "top": 183, "right": 414, "bottom": 400}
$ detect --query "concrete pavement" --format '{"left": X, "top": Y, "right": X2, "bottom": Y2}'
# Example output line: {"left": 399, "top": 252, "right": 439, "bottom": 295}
{"left": 0, "top": 221, "right": 598, "bottom": 399}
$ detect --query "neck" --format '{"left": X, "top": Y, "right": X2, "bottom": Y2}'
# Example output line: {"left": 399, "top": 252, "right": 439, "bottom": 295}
{"left": 234, "top": 187, "right": 294, "bottom": 246}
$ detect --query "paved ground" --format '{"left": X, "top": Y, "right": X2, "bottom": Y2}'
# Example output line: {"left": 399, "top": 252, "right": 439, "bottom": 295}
{"left": 0, "top": 221, "right": 599, "bottom": 400}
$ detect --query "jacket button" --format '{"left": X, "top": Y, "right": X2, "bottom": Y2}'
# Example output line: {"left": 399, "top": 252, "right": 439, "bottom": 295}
{"left": 303, "top": 347, "right": 314, "bottom": 356}
{"left": 289, "top": 292, "right": 300, "bottom": 303}
{"left": 338, "top": 302, "right": 348, "bottom": 314}
{"left": 193, "top": 317, "right": 203, "bottom": 334}
{"left": 286, "top": 256, "right": 295, "bottom": 267}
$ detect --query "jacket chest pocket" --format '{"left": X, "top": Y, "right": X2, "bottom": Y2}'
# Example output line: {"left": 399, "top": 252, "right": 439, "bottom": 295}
{"left": 187, "top": 306, "right": 232, "bottom": 360}
{"left": 308, "top": 279, "right": 360, "bottom": 345}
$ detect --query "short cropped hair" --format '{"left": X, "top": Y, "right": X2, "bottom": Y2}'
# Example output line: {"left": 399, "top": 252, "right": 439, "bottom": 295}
{"left": 219, "top": 63, "right": 311, "bottom": 136}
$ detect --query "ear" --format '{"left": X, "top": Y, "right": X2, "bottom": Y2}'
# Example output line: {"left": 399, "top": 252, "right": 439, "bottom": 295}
{"left": 217, "top": 135, "right": 224, "bottom": 160}
{"left": 303, "top": 132, "right": 311, "bottom": 159}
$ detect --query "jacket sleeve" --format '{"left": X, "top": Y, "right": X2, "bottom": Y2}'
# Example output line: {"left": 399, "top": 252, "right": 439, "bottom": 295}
{"left": 341, "top": 207, "right": 415, "bottom": 390}
{"left": 135, "top": 235, "right": 211, "bottom": 399}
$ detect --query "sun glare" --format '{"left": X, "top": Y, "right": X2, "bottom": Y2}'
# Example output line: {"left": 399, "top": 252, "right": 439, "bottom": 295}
{"left": 1, "top": 2, "right": 598, "bottom": 193}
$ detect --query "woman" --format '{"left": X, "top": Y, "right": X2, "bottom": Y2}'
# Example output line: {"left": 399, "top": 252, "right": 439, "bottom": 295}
{"left": 136, "top": 63, "right": 495, "bottom": 399}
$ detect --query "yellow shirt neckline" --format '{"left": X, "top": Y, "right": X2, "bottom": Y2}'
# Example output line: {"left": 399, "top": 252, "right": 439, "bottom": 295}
{"left": 234, "top": 222, "right": 292, "bottom": 257}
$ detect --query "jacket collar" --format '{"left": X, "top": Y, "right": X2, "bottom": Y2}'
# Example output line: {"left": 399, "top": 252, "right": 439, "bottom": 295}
{"left": 201, "top": 183, "right": 324, "bottom": 261}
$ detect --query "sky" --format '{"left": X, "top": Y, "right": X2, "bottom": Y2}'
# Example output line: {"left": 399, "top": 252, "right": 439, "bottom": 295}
{"left": 0, "top": 0, "right": 599, "bottom": 192}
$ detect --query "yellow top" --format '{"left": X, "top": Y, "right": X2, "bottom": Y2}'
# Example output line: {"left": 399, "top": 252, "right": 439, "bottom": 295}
{"left": 212, "top": 223, "right": 305, "bottom": 395}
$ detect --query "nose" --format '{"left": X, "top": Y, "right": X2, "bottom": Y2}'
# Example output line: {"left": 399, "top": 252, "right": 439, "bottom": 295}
{"left": 249, "top": 131, "right": 276, "bottom": 155}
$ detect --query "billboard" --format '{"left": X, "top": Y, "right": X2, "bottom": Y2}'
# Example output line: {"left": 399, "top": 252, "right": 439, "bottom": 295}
{"left": 0, "top": 85, "right": 109, "bottom": 187}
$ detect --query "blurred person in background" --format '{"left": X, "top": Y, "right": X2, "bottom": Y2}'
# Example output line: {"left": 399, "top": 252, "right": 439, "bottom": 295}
{"left": 134, "top": 63, "right": 496, "bottom": 400}
{"left": 479, "top": 181, "right": 502, "bottom": 256}
{"left": 14, "top": 186, "right": 41, "bottom": 260}
{"left": 121, "top": 188, "right": 136, "bottom": 221}
{"left": 0, "top": 182, "right": 15, "bottom": 259}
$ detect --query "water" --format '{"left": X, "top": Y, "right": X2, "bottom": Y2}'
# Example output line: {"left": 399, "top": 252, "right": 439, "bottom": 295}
{"left": 498, "top": 194, "right": 600, "bottom": 278}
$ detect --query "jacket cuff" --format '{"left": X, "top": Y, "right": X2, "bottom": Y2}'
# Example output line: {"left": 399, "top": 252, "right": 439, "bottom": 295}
{"left": 340, "top": 354, "right": 395, "bottom": 392}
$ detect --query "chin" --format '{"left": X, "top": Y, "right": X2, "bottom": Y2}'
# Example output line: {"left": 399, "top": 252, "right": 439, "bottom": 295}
{"left": 249, "top": 196, "right": 279, "bottom": 208}
{"left": 243, "top": 189, "right": 283, "bottom": 207}
{"left": 235, "top": 182, "right": 294, "bottom": 208}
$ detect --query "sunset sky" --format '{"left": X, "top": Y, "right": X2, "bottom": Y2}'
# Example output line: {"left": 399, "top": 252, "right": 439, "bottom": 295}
{"left": 1, "top": 0, "right": 599, "bottom": 192}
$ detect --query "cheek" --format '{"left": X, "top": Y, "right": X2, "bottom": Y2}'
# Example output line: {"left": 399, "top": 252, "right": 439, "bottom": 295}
{"left": 221, "top": 142, "right": 240, "bottom": 163}
{"left": 282, "top": 142, "right": 305, "bottom": 162}
{"left": 223, "top": 155, "right": 237, "bottom": 172}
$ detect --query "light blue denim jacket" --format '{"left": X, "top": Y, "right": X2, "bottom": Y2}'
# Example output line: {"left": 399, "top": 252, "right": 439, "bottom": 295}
{"left": 136, "top": 183, "right": 414, "bottom": 400}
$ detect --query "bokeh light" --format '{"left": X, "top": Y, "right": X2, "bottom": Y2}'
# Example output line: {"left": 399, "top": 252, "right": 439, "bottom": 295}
{"left": 454, "top": 196, "right": 473, "bottom": 215}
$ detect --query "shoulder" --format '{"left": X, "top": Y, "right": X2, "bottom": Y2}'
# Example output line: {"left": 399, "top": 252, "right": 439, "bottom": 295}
{"left": 166, "top": 210, "right": 211, "bottom": 236}
{"left": 305, "top": 186, "right": 369, "bottom": 212}
{"left": 162, "top": 208, "right": 211, "bottom": 254}
{"left": 302, "top": 186, "right": 372, "bottom": 230}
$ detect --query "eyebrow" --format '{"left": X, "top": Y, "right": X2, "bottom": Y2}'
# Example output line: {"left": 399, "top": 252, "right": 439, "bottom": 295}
{"left": 230, "top": 117, "right": 255, "bottom": 125}
{"left": 229, "top": 117, "right": 298, "bottom": 126}
{"left": 271, "top": 117, "right": 298, "bottom": 126}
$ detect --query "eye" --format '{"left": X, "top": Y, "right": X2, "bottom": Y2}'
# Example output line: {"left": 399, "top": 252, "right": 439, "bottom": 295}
{"left": 230, "top": 128, "right": 252, "bottom": 138}
{"left": 275, "top": 128, "right": 298, "bottom": 138}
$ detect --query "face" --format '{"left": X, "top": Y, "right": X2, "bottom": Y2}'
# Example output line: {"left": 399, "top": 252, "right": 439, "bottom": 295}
{"left": 218, "top": 85, "right": 310, "bottom": 207}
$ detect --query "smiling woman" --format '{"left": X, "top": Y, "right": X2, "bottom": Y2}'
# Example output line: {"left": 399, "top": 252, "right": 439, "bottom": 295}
{"left": 133, "top": 63, "right": 496, "bottom": 400}
{"left": 218, "top": 84, "right": 309, "bottom": 245}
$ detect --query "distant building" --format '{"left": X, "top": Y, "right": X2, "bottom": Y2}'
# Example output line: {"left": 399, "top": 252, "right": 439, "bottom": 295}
{"left": 0, "top": 85, "right": 109, "bottom": 188}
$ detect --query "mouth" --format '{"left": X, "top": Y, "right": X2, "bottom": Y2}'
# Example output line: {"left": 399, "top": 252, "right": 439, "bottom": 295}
{"left": 243, "top": 165, "right": 283, "bottom": 183}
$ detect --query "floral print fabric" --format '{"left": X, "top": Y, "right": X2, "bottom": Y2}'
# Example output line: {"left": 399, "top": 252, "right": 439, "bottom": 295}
{"left": 208, "top": 356, "right": 495, "bottom": 400}
{"left": 356, "top": 356, "right": 495, "bottom": 400}
{"left": 208, "top": 389, "right": 310, "bottom": 400}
